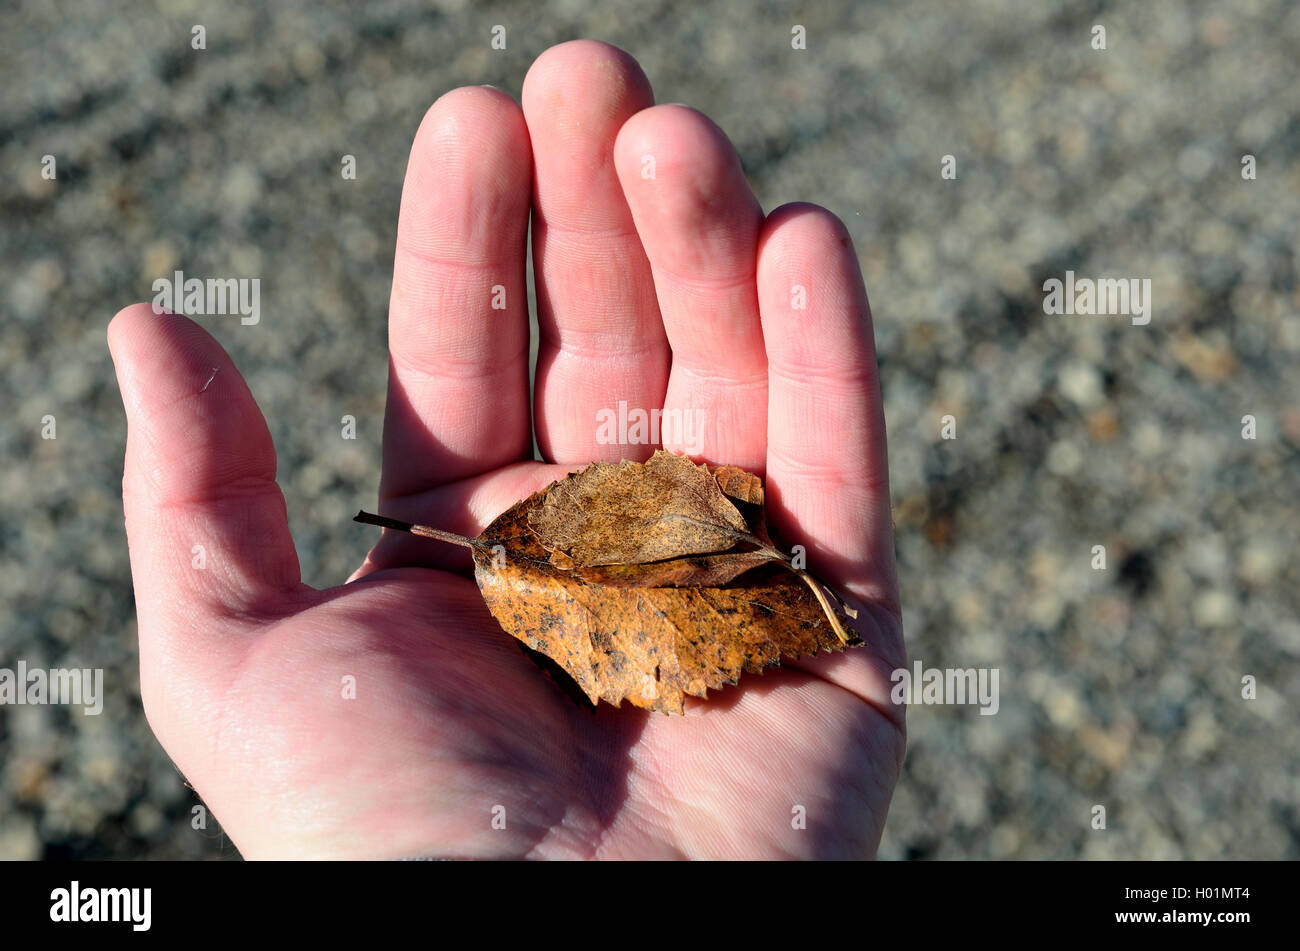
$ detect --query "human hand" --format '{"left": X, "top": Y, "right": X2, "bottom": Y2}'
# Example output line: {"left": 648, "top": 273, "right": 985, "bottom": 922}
{"left": 108, "top": 40, "right": 904, "bottom": 859}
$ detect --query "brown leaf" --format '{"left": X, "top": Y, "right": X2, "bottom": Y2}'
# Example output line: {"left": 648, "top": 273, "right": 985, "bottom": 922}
{"left": 354, "top": 451, "right": 864, "bottom": 715}
{"left": 526, "top": 451, "right": 754, "bottom": 568}
{"left": 712, "top": 464, "right": 765, "bottom": 506}
{"left": 474, "top": 491, "right": 859, "bottom": 713}
{"left": 572, "top": 550, "right": 777, "bottom": 588}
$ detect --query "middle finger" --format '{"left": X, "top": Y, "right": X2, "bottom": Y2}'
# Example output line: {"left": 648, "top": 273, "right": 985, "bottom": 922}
{"left": 523, "top": 40, "right": 668, "bottom": 465}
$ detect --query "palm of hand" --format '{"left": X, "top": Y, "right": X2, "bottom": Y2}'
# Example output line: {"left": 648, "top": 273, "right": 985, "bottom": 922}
{"left": 110, "top": 42, "right": 904, "bottom": 859}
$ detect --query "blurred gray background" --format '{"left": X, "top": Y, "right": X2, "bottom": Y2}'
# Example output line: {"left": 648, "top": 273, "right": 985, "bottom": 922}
{"left": 1, "top": 0, "right": 1297, "bottom": 859}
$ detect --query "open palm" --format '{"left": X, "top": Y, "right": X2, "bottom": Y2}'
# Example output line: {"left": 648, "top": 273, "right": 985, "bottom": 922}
{"left": 109, "top": 41, "right": 904, "bottom": 859}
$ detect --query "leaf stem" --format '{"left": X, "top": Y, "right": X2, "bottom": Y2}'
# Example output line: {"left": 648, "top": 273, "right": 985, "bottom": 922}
{"left": 743, "top": 539, "right": 857, "bottom": 645}
{"left": 353, "top": 510, "right": 482, "bottom": 550}
{"left": 788, "top": 570, "right": 855, "bottom": 644}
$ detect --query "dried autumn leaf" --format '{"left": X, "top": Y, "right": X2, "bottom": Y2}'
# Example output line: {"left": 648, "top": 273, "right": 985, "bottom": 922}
{"left": 355, "top": 451, "right": 864, "bottom": 714}
{"left": 571, "top": 550, "right": 776, "bottom": 588}
{"left": 711, "top": 463, "right": 765, "bottom": 506}
{"left": 526, "top": 451, "right": 753, "bottom": 569}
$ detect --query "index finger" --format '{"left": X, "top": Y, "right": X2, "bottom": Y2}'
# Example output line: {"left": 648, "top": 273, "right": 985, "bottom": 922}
{"left": 380, "top": 86, "right": 534, "bottom": 501}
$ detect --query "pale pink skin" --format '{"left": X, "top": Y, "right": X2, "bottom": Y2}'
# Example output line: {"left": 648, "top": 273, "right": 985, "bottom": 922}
{"left": 108, "top": 41, "right": 905, "bottom": 859}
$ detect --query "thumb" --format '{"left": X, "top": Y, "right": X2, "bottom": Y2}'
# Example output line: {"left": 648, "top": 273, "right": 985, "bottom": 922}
{"left": 109, "top": 304, "right": 304, "bottom": 642}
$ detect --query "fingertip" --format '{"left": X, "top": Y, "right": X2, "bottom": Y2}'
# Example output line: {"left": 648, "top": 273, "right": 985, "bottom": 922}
{"left": 613, "top": 104, "right": 730, "bottom": 180}
{"left": 415, "top": 84, "right": 530, "bottom": 164}
{"left": 108, "top": 301, "right": 161, "bottom": 360}
{"left": 109, "top": 305, "right": 246, "bottom": 408}
{"left": 401, "top": 86, "right": 532, "bottom": 265}
{"left": 522, "top": 40, "right": 652, "bottom": 118}
{"left": 521, "top": 37, "right": 655, "bottom": 226}
{"left": 758, "top": 202, "right": 855, "bottom": 265}
{"left": 758, "top": 203, "right": 873, "bottom": 380}
{"left": 110, "top": 305, "right": 278, "bottom": 504}
{"left": 613, "top": 103, "right": 762, "bottom": 281}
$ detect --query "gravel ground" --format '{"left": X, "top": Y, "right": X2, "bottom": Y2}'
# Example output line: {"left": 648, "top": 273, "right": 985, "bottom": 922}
{"left": 1, "top": 0, "right": 1297, "bottom": 859}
